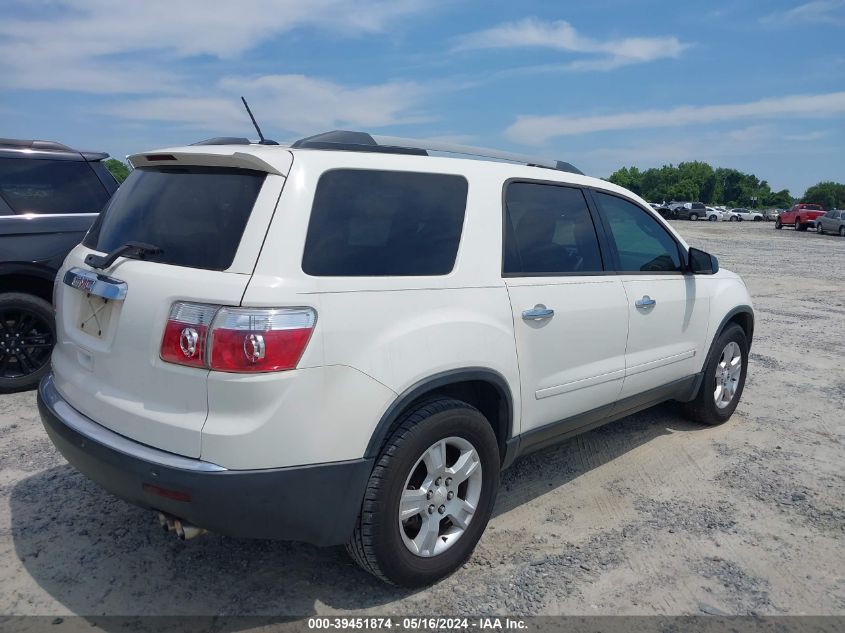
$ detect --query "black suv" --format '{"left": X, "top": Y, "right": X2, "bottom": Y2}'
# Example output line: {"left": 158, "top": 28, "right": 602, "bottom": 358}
{"left": 670, "top": 201, "right": 707, "bottom": 221}
{"left": 0, "top": 139, "right": 118, "bottom": 392}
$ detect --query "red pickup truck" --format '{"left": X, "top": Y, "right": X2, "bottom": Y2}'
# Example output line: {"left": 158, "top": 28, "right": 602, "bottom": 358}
{"left": 776, "top": 203, "right": 826, "bottom": 231}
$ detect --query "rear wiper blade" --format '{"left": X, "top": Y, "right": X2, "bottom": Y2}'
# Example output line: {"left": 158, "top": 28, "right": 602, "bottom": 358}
{"left": 84, "top": 241, "right": 163, "bottom": 270}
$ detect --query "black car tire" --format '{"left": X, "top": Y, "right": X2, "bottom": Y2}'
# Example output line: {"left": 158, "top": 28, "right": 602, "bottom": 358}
{"left": 347, "top": 397, "right": 500, "bottom": 587}
{"left": 775, "top": 219, "right": 782, "bottom": 229}
{"left": 0, "top": 293, "right": 55, "bottom": 394}
{"left": 682, "top": 324, "right": 749, "bottom": 426}
{"left": 839, "top": 226, "right": 845, "bottom": 237}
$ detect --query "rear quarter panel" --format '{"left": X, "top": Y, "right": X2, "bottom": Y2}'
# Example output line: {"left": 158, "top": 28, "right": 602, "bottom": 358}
{"left": 235, "top": 152, "right": 522, "bottom": 466}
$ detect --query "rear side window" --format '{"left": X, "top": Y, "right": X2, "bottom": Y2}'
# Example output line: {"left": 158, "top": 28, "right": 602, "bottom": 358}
{"left": 0, "top": 157, "right": 111, "bottom": 215}
{"left": 594, "top": 192, "right": 683, "bottom": 273}
{"left": 83, "top": 166, "right": 266, "bottom": 271}
{"left": 302, "top": 169, "right": 468, "bottom": 276}
{"left": 504, "top": 182, "right": 603, "bottom": 275}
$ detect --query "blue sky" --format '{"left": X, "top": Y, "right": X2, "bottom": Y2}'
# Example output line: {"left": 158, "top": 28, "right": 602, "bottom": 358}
{"left": 1, "top": 0, "right": 843, "bottom": 196}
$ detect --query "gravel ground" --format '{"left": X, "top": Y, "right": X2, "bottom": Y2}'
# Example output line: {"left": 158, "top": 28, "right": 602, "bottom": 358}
{"left": 0, "top": 220, "right": 843, "bottom": 618}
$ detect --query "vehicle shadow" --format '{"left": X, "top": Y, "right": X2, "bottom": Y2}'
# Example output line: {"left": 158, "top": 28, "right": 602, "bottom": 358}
{"left": 9, "top": 402, "right": 704, "bottom": 625}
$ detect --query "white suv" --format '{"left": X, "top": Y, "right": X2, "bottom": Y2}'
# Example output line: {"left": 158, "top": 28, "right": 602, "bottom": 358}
{"left": 38, "top": 131, "right": 754, "bottom": 587}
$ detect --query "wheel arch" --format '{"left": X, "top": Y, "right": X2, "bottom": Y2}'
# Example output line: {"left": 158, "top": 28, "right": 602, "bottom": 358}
{"left": 0, "top": 263, "right": 57, "bottom": 303}
{"left": 364, "top": 368, "right": 514, "bottom": 466}
{"left": 715, "top": 305, "right": 754, "bottom": 348}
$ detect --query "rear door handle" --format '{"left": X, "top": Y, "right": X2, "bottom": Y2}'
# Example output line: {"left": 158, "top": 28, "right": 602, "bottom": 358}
{"left": 522, "top": 305, "right": 555, "bottom": 321}
{"left": 635, "top": 295, "right": 656, "bottom": 309}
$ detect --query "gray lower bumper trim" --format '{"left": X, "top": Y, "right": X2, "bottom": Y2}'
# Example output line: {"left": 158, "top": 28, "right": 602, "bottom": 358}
{"left": 39, "top": 375, "right": 226, "bottom": 472}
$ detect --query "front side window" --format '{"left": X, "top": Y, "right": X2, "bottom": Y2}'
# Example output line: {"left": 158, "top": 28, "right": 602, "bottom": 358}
{"left": 302, "top": 169, "right": 468, "bottom": 276}
{"left": 594, "top": 192, "right": 683, "bottom": 273}
{"left": 0, "top": 157, "right": 111, "bottom": 215}
{"left": 503, "top": 182, "right": 603, "bottom": 275}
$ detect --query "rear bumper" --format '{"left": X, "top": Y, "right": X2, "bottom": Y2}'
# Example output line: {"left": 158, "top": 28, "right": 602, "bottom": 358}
{"left": 37, "top": 374, "right": 373, "bottom": 546}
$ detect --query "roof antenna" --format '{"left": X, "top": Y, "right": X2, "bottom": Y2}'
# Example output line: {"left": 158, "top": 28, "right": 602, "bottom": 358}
{"left": 241, "top": 96, "right": 276, "bottom": 145}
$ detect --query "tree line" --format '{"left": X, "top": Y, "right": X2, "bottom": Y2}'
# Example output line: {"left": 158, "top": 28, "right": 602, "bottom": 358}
{"left": 103, "top": 156, "right": 845, "bottom": 210}
{"left": 608, "top": 161, "right": 845, "bottom": 209}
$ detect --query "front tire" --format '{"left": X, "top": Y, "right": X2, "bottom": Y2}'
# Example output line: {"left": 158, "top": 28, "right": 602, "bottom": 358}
{"left": 0, "top": 293, "right": 55, "bottom": 394}
{"left": 775, "top": 219, "right": 782, "bottom": 229}
{"left": 689, "top": 213, "right": 698, "bottom": 221}
{"left": 682, "top": 324, "right": 748, "bottom": 426}
{"left": 347, "top": 398, "right": 500, "bottom": 587}
{"left": 795, "top": 219, "right": 803, "bottom": 231}
{"left": 840, "top": 226, "right": 845, "bottom": 237}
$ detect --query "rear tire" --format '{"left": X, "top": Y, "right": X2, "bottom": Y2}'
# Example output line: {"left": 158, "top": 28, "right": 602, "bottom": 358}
{"left": 840, "top": 226, "right": 845, "bottom": 237}
{"left": 708, "top": 215, "right": 717, "bottom": 222}
{"left": 347, "top": 398, "right": 500, "bottom": 587}
{"left": 682, "top": 324, "right": 748, "bottom": 426}
{"left": 818, "top": 224, "right": 824, "bottom": 234}
{"left": 689, "top": 213, "right": 698, "bottom": 221}
{"left": 0, "top": 293, "right": 55, "bottom": 394}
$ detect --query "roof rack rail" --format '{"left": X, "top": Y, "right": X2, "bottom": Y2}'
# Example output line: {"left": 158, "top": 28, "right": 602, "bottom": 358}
{"left": 0, "top": 138, "right": 74, "bottom": 152}
{"left": 290, "top": 130, "right": 583, "bottom": 175}
{"left": 191, "top": 136, "right": 279, "bottom": 146}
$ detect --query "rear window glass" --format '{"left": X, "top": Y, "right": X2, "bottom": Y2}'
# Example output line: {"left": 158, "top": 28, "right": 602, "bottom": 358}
{"left": 0, "top": 157, "right": 111, "bottom": 215}
{"left": 83, "top": 166, "right": 265, "bottom": 271}
{"left": 302, "top": 169, "right": 468, "bottom": 276}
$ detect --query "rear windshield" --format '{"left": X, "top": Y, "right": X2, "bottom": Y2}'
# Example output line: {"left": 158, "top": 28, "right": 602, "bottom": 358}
{"left": 0, "top": 157, "right": 111, "bottom": 215}
{"left": 302, "top": 169, "right": 468, "bottom": 276}
{"left": 83, "top": 166, "right": 266, "bottom": 271}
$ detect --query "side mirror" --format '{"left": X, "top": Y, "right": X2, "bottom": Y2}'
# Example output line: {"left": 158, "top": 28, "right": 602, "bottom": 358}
{"left": 688, "top": 247, "right": 719, "bottom": 274}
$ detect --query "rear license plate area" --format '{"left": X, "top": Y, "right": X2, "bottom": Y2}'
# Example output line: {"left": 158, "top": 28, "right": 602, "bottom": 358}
{"left": 77, "top": 293, "right": 113, "bottom": 339}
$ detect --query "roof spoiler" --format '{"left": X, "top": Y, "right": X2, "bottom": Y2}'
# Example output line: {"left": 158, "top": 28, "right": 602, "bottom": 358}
{"left": 127, "top": 150, "right": 285, "bottom": 175}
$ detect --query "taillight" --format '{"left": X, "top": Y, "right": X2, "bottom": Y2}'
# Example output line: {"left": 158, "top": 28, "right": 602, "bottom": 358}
{"left": 210, "top": 307, "right": 316, "bottom": 372}
{"left": 160, "top": 302, "right": 217, "bottom": 368}
{"left": 159, "top": 303, "right": 316, "bottom": 373}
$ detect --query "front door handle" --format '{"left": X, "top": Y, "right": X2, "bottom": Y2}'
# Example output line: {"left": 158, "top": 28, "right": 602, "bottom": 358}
{"left": 522, "top": 305, "right": 555, "bottom": 321}
{"left": 635, "top": 295, "right": 657, "bottom": 309}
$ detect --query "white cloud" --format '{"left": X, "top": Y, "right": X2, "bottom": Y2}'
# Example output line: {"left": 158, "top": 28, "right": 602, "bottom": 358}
{"left": 106, "top": 75, "right": 427, "bottom": 135}
{"left": 454, "top": 17, "right": 686, "bottom": 71}
{"left": 761, "top": 0, "right": 845, "bottom": 26}
{"left": 505, "top": 92, "right": 845, "bottom": 144}
{"left": 0, "top": 0, "right": 432, "bottom": 93}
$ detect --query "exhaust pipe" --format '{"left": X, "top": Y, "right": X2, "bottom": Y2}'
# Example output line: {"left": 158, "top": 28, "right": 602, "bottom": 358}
{"left": 157, "top": 512, "right": 207, "bottom": 540}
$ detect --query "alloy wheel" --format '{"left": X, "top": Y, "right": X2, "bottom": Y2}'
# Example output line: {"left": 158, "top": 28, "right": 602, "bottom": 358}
{"left": 0, "top": 308, "right": 54, "bottom": 379}
{"left": 714, "top": 341, "right": 742, "bottom": 410}
{"left": 398, "top": 436, "right": 482, "bottom": 557}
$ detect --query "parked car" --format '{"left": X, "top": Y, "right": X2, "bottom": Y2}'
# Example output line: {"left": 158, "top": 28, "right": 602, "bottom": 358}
{"left": 0, "top": 138, "right": 118, "bottom": 392}
{"left": 776, "top": 203, "right": 826, "bottom": 231}
{"left": 674, "top": 201, "right": 708, "bottom": 221}
{"left": 38, "top": 131, "right": 754, "bottom": 587}
{"left": 705, "top": 207, "right": 725, "bottom": 222}
{"left": 761, "top": 209, "right": 781, "bottom": 221}
{"left": 816, "top": 209, "right": 845, "bottom": 236}
{"left": 649, "top": 202, "right": 675, "bottom": 219}
{"left": 729, "top": 208, "right": 764, "bottom": 222}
